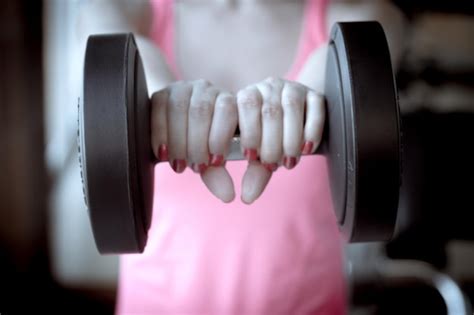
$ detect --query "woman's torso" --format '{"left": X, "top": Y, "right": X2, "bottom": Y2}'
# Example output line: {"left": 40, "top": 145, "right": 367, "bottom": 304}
{"left": 116, "top": 1, "right": 346, "bottom": 314}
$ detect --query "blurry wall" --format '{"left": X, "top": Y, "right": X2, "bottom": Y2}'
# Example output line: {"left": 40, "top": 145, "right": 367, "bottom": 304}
{"left": 397, "top": 12, "right": 474, "bottom": 113}
{"left": 1, "top": 0, "right": 46, "bottom": 267}
{"left": 44, "top": 0, "right": 118, "bottom": 288}
{"left": 0, "top": 0, "right": 49, "bottom": 312}
{"left": 391, "top": 2, "right": 474, "bottom": 284}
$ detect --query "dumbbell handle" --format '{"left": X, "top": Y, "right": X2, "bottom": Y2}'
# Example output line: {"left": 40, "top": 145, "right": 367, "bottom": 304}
{"left": 151, "top": 127, "right": 327, "bottom": 164}
{"left": 225, "top": 134, "right": 325, "bottom": 161}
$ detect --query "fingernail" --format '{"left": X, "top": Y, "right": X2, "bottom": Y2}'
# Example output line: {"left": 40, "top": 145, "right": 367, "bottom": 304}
{"left": 172, "top": 159, "right": 187, "bottom": 173}
{"left": 262, "top": 162, "right": 278, "bottom": 172}
{"left": 244, "top": 148, "right": 258, "bottom": 161}
{"left": 191, "top": 163, "right": 208, "bottom": 173}
{"left": 301, "top": 141, "right": 314, "bottom": 155}
{"left": 283, "top": 156, "right": 297, "bottom": 169}
{"left": 209, "top": 154, "right": 224, "bottom": 167}
{"left": 158, "top": 144, "right": 168, "bottom": 161}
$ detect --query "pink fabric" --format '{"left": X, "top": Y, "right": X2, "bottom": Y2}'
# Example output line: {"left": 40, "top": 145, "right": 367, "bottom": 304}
{"left": 116, "top": 1, "right": 347, "bottom": 314}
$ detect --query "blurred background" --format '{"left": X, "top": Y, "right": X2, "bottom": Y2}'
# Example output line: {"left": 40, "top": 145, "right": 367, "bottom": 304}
{"left": 1, "top": 0, "right": 473, "bottom": 314}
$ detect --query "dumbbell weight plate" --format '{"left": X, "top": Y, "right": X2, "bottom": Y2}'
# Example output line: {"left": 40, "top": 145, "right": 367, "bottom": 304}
{"left": 81, "top": 34, "right": 153, "bottom": 253}
{"left": 324, "top": 22, "right": 400, "bottom": 242}
{"left": 80, "top": 22, "right": 400, "bottom": 254}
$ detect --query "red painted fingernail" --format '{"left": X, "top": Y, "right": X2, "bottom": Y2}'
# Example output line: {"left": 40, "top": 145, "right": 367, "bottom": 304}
{"left": 262, "top": 162, "right": 279, "bottom": 172}
{"left": 283, "top": 156, "right": 297, "bottom": 169}
{"left": 172, "top": 159, "right": 187, "bottom": 173}
{"left": 191, "top": 163, "right": 208, "bottom": 173}
{"left": 158, "top": 144, "right": 168, "bottom": 161}
{"left": 301, "top": 141, "right": 314, "bottom": 155}
{"left": 244, "top": 148, "right": 258, "bottom": 161}
{"left": 209, "top": 154, "right": 224, "bottom": 167}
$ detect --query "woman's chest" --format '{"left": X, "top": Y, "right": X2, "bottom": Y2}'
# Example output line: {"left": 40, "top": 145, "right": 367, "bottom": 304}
{"left": 174, "top": 2, "right": 305, "bottom": 92}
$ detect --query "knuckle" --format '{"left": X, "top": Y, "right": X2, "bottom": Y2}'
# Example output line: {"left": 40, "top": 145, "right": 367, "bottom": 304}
{"left": 237, "top": 89, "right": 260, "bottom": 109}
{"left": 169, "top": 85, "right": 192, "bottom": 112}
{"left": 261, "top": 105, "right": 282, "bottom": 119}
{"left": 286, "top": 82, "right": 306, "bottom": 96}
{"left": 216, "top": 94, "right": 236, "bottom": 110}
{"left": 282, "top": 95, "right": 303, "bottom": 112}
{"left": 169, "top": 99, "right": 188, "bottom": 112}
{"left": 169, "top": 97, "right": 188, "bottom": 112}
{"left": 256, "top": 83, "right": 272, "bottom": 99}
{"left": 189, "top": 100, "right": 212, "bottom": 118}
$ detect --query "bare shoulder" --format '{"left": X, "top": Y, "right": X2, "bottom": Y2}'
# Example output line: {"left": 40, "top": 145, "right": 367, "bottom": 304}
{"left": 78, "top": 0, "right": 153, "bottom": 36}
{"left": 326, "top": 0, "right": 407, "bottom": 67}
{"left": 298, "top": 1, "right": 407, "bottom": 89}
{"left": 327, "top": 0, "right": 405, "bottom": 27}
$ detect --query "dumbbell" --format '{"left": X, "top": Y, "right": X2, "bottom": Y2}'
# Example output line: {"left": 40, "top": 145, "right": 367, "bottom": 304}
{"left": 79, "top": 21, "right": 401, "bottom": 254}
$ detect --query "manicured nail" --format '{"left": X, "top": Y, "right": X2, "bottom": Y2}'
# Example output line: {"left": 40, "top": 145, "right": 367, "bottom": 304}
{"left": 262, "top": 162, "right": 279, "bottom": 172}
{"left": 158, "top": 144, "right": 168, "bottom": 161}
{"left": 172, "top": 159, "right": 187, "bottom": 173}
{"left": 301, "top": 141, "right": 314, "bottom": 155}
{"left": 209, "top": 154, "right": 224, "bottom": 167}
{"left": 283, "top": 156, "right": 297, "bottom": 169}
{"left": 244, "top": 148, "right": 258, "bottom": 161}
{"left": 191, "top": 163, "right": 208, "bottom": 173}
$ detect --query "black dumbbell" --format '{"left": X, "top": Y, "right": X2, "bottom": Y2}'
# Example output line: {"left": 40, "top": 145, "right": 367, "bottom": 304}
{"left": 79, "top": 22, "right": 401, "bottom": 254}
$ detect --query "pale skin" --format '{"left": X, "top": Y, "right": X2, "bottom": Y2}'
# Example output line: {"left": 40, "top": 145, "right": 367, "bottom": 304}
{"left": 78, "top": 0, "right": 405, "bottom": 204}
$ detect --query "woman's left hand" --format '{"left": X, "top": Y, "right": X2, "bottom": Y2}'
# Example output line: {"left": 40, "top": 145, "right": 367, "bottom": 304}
{"left": 236, "top": 77, "right": 325, "bottom": 204}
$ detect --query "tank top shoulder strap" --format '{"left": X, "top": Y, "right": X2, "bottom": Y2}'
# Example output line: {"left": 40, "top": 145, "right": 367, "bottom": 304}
{"left": 286, "top": 0, "right": 330, "bottom": 80}
{"left": 149, "top": 0, "right": 179, "bottom": 76}
{"left": 306, "top": 0, "right": 330, "bottom": 47}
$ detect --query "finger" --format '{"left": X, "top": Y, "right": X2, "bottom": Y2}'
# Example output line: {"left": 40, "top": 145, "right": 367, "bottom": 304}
{"left": 257, "top": 77, "right": 284, "bottom": 171}
{"left": 302, "top": 90, "right": 325, "bottom": 155}
{"left": 187, "top": 80, "right": 217, "bottom": 173}
{"left": 208, "top": 92, "right": 238, "bottom": 167}
{"left": 281, "top": 81, "right": 306, "bottom": 169}
{"left": 236, "top": 86, "right": 262, "bottom": 162}
{"left": 167, "top": 81, "right": 192, "bottom": 173}
{"left": 151, "top": 88, "right": 169, "bottom": 162}
{"left": 201, "top": 166, "right": 235, "bottom": 203}
{"left": 241, "top": 161, "right": 272, "bottom": 204}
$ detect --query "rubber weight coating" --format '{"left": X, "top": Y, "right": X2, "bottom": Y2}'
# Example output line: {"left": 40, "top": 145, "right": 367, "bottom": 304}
{"left": 80, "top": 22, "right": 400, "bottom": 254}
{"left": 325, "top": 22, "right": 400, "bottom": 242}
{"left": 81, "top": 34, "right": 153, "bottom": 253}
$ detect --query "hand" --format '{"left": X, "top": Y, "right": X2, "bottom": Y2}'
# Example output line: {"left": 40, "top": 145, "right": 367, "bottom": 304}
{"left": 151, "top": 79, "right": 238, "bottom": 203}
{"left": 236, "top": 77, "right": 325, "bottom": 204}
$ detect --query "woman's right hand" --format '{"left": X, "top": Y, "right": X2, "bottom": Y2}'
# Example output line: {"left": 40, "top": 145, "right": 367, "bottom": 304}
{"left": 151, "top": 80, "right": 238, "bottom": 203}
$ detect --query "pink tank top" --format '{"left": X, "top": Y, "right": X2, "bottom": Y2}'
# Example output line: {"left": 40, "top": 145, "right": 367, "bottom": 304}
{"left": 116, "top": 1, "right": 347, "bottom": 314}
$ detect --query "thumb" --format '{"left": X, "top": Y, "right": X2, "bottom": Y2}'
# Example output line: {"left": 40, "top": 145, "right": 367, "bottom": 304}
{"left": 241, "top": 161, "right": 272, "bottom": 204}
{"left": 201, "top": 166, "right": 236, "bottom": 203}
